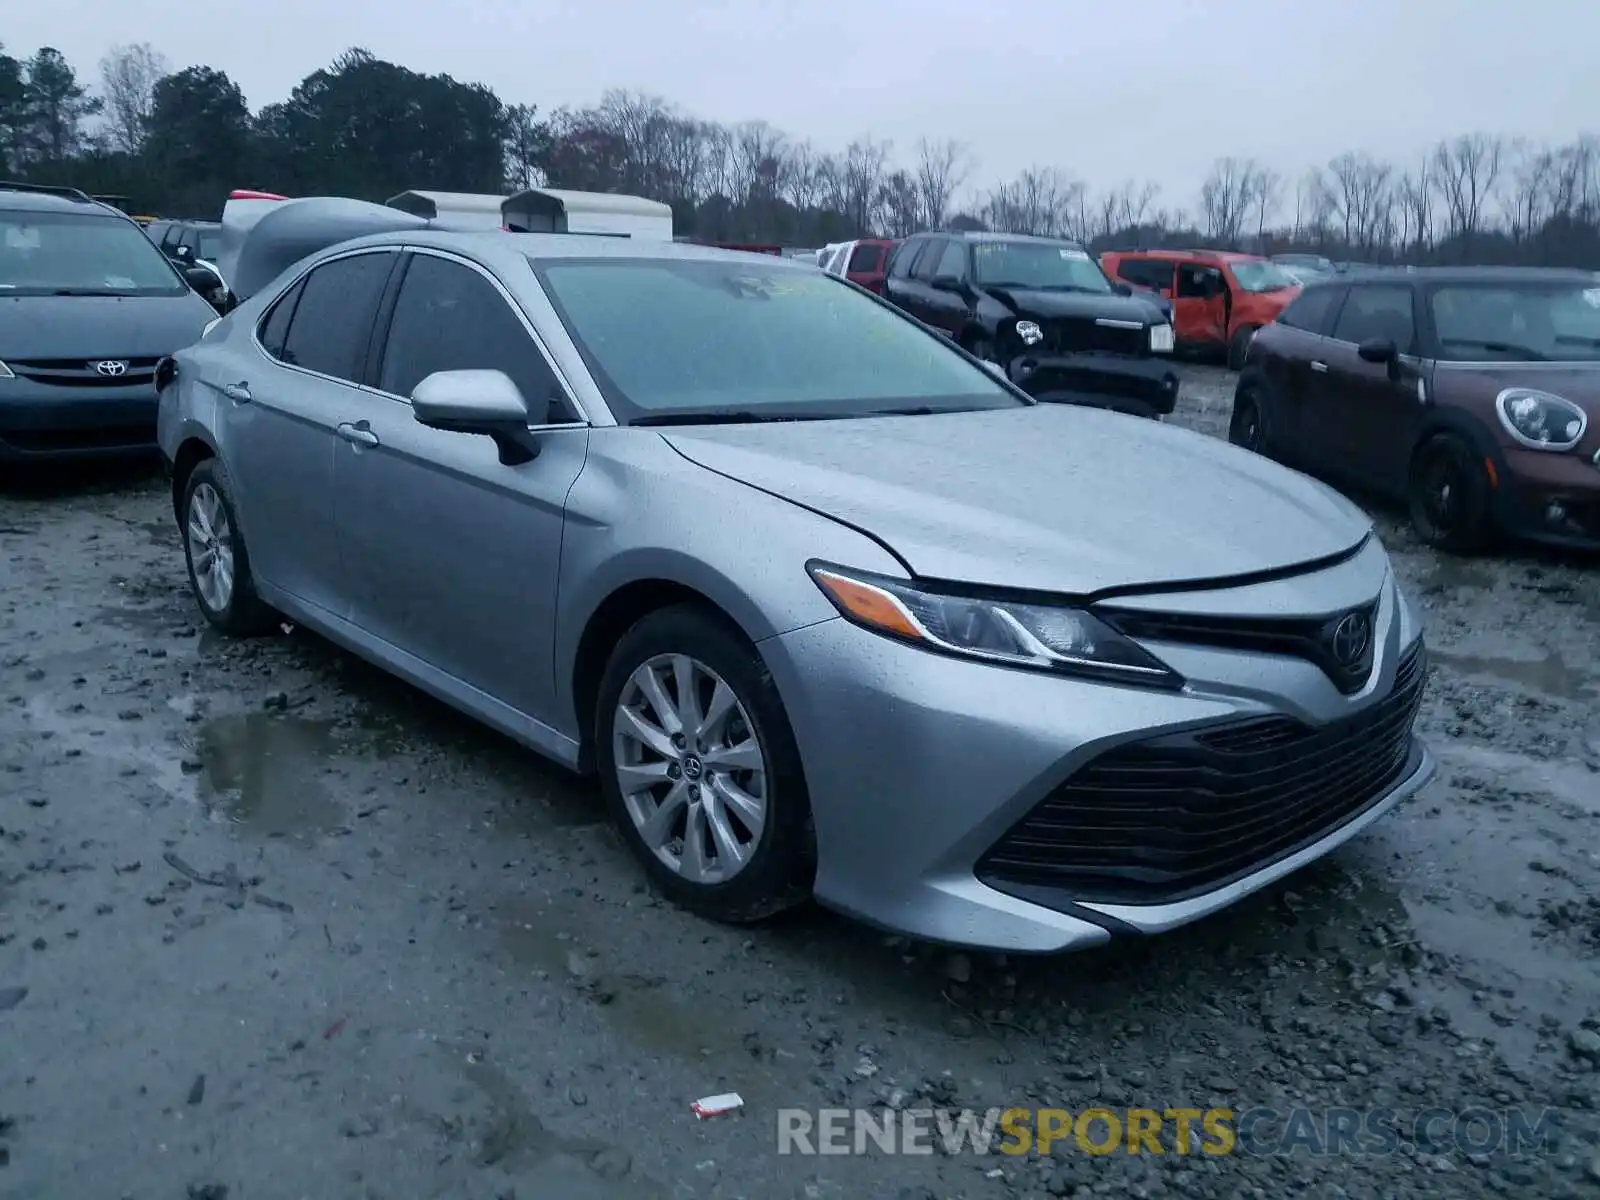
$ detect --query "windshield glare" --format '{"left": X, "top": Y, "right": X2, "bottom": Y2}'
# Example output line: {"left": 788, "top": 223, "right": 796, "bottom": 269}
{"left": 533, "top": 258, "right": 1025, "bottom": 422}
{"left": 1229, "top": 261, "right": 1299, "bottom": 293}
{"left": 1431, "top": 283, "right": 1600, "bottom": 361}
{"left": 971, "top": 241, "right": 1112, "bottom": 292}
{"left": 0, "top": 211, "right": 187, "bottom": 296}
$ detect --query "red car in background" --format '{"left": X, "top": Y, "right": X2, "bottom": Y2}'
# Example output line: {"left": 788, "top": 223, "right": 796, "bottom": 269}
{"left": 822, "top": 238, "right": 899, "bottom": 295}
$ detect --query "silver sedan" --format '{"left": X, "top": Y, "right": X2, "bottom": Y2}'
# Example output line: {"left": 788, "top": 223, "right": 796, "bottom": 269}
{"left": 157, "top": 219, "right": 1435, "bottom": 953}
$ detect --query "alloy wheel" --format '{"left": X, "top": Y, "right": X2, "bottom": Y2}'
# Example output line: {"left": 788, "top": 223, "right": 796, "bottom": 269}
{"left": 612, "top": 653, "right": 769, "bottom": 885}
{"left": 186, "top": 482, "right": 236, "bottom": 613}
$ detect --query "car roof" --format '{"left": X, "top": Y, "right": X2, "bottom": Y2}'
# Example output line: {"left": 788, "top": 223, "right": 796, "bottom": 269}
{"left": 935, "top": 231, "right": 1087, "bottom": 248}
{"left": 327, "top": 227, "right": 817, "bottom": 269}
{"left": 0, "top": 184, "right": 129, "bottom": 218}
{"left": 1310, "top": 265, "right": 1599, "bottom": 287}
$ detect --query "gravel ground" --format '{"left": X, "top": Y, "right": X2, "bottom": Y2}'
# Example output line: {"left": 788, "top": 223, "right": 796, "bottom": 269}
{"left": 3, "top": 365, "right": 1600, "bottom": 1199}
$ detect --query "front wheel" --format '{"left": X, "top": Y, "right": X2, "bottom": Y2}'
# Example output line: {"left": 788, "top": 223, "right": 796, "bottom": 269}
{"left": 595, "top": 604, "right": 815, "bottom": 924}
{"left": 1408, "top": 434, "right": 1494, "bottom": 554}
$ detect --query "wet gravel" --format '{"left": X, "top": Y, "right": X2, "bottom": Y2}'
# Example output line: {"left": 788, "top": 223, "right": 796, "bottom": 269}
{"left": 3, "top": 364, "right": 1600, "bottom": 1199}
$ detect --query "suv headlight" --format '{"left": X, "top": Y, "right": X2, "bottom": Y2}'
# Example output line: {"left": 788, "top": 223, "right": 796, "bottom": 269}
{"left": 1495, "top": 387, "right": 1587, "bottom": 450}
{"left": 807, "top": 563, "right": 1183, "bottom": 687}
{"left": 0, "top": 361, "right": 12, "bottom": 379}
{"left": 1014, "top": 319, "right": 1044, "bottom": 347}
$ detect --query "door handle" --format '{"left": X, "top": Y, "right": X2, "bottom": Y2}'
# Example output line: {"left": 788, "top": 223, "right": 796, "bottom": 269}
{"left": 221, "top": 381, "right": 251, "bottom": 403}
{"left": 1310, "top": 361, "right": 1329, "bottom": 373}
{"left": 337, "top": 421, "right": 380, "bottom": 447}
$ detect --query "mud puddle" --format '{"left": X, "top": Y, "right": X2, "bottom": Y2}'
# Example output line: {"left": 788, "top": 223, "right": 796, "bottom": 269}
{"left": 191, "top": 712, "right": 365, "bottom": 839}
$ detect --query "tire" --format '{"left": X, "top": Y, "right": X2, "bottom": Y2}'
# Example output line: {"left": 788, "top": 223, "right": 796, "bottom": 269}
{"left": 594, "top": 604, "right": 816, "bottom": 924}
{"left": 1226, "top": 324, "right": 1259, "bottom": 371}
{"left": 1407, "top": 433, "right": 1494, "bottom": 554}
{"left": 180, "top": 458, "right": 278, "bottom": 636}
{"left": 1228, "top": 387, "right": 1269, "bottom": 455}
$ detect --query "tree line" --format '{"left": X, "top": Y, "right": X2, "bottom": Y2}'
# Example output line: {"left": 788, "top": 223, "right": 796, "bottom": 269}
{"left": 2, "top": 39, "right": 1597, "bottom": 266}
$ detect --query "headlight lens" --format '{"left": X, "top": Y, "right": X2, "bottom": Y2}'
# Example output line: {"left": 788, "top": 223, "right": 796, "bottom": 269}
{"left": 1495, "top": 387, "right": 1587, "bottom": 450}
{"left": 1015, "top": 319, "right": 1044, "bottom": 347}
{"left": 1149, "top": 323, "right": 1175, "bottom": 353}
{"left": 808, "top": 563, "right": 1183, "bottom": 687}
{"left": 0, "top": 360, "right": 13, "bottom": 379}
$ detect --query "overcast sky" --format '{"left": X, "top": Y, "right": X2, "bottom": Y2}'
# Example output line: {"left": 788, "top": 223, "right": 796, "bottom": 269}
{"left": 10, "top": 0, "right": 1598, "bottom": 213}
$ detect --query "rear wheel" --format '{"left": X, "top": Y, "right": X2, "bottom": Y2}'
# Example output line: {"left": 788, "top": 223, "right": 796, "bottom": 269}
{"left": 594, "top": 605, "right": 815, "bottom": 924}
{"left": 1227, "top": 324, "right": 1259, "bottom": 371}
{"left": 1228, "top": 388, "right": 1268, "bottom": 455}
{"left": 1408, "top": 434, "right": 1494, "bottom": 553}
{"left": 181, "top": 458, "right": 279, "bottom": 636}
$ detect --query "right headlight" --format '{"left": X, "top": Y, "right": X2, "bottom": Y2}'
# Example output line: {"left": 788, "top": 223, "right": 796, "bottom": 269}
{"left": 1014, "top": 319, "right": 1045, "bottom": 347}
{"left": 807, "top": 562, "right": 1183, "bottom": 688}
{"left": 1495, "top": 387, "right": 1587, "bottom": 450}
{"left": 0, "top": 361, "right": 13, "bottom": 379}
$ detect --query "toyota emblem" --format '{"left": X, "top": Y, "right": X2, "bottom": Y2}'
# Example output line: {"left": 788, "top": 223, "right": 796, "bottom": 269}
{"left": 1329, "top": 610, "right": 1372, "bottom": 668}
{"left": 93, "top": 360, "right": 129, "bottom": 377}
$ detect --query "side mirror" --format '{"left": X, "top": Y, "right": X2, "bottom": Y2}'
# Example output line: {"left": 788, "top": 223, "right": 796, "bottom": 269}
{"left": 1357, "top": 337, "right": 1398, "bottom": 364}
{"left": 411, "top": 369, "right": 541, "bottom": 465}
{"left": 171, "top": 245, "right": 195, "bottom": 263}
{"left": 183, "top": 264, "right": 221, "bottom": 292}
{"left": 930, "top": 274, "right": 964, "bottom": 293}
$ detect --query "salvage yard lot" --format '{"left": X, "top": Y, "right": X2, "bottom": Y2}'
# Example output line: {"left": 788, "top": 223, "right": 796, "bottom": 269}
{"left": 2, "top": 364, "right": 1599, "bottom": 1199}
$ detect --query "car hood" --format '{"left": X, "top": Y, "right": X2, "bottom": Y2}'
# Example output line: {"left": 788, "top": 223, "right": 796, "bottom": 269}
{"left": 0, "top": 292, "right": 216, "bottom": 359}
{"left": 985, "top": 287, "right": 1166, "bottom": 325}
{"left": 662, "top": 405, "right": 1372, "bottom": 595}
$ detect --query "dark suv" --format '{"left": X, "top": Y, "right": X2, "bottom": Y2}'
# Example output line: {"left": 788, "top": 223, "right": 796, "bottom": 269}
{"left": 1232, "top": 267, "right": 1600, "bottom": 552}
{"left": 883, "top": 231, "right": 1179, "bottom": 418}
{"left": 0, "top": 183, "right": 219, "bottom": 463}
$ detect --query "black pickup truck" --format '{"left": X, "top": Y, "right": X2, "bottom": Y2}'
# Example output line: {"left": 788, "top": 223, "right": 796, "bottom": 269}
{"left": 881, "top": 231, "right": 1179, "bottom": 419}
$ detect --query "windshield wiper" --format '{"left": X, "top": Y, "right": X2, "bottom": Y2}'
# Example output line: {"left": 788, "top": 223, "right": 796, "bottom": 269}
{"left": 632, "top": 411, "right": 839, "bottom": 427}
{"left": 49, "top": 288, "right": 131, "bottom": 297}
{"left": 1442, "top": 338, "right": 1548, "bottom": 361}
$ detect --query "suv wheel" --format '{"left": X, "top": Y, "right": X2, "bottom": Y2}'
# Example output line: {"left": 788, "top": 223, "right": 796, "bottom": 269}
{"left": 1408, "top": 434, "right": 1493, "bottom": 553}
{"left": 180, "top": 458, "right": 278, "bottom": 635}
{"left": 1227, "top": 324, "right": 1259, "bottom": 371}
{"left": 595, "top": 604, "right": 815, "bottom": 924}
{"left": 1228, "top": 388, "right": 1268, "bottom": 455}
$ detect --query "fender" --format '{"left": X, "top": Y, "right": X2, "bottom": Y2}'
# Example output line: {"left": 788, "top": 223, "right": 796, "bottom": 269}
{"left": 1412, "top": 405, "right": 1521, "bottom": 527}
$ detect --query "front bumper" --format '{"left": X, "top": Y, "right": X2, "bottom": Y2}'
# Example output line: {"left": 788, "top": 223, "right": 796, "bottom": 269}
{"left": 0, "top": 378, "right": 160, "bottom": 461}
{"left": 1007, "top": 352, "right": 1180, "bottom": 417}
{"left": 759, "top": 544, "right": 1433, "bottom": 953}
{"left": 1490, "top": 445, "right": 1600, "bottom": 550}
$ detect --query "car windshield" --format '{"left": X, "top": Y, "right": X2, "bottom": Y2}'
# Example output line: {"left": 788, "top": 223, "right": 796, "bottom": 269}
{"left": 970, "top": 241, "right": 1113, "bottom": 292}
{"left": 532, "top": 257, "right": 1026, "bottom": 423}
{"left": 1229, "top": 260, "right": 1299, "bottom": 293}
{"left": 1430, "top": 282, "right": 1600, "bottom": 362}
{"left": 0, "top": 210, "right": 187, "bottom": 296}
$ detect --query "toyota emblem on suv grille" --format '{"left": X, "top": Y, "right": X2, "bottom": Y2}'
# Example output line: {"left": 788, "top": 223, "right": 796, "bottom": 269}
{"left": 1329, "top": 610, "right": 1372, "bottom": 668}
{"left": 93, "top": 360, "right": 129, "bottom": 377}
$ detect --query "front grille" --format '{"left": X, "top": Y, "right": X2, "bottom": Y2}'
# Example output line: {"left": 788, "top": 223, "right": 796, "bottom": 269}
{"left": 977, "top": 640, "right": 1427, "bottom": 907}
{"left": 5, "top": 357, "right": 160, "bottom": 387}
{"left": 1098, "top": 599, "right": 1380, "bottom": 695}
{"left": 1047, "top": 318, "right": 1148, "bottom": 356}
{"left": 2, "top": 425, "right": 155, "bottom": 453}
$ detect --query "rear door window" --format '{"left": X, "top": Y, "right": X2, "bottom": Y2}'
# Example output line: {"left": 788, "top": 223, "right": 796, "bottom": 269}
{"left": 1277, "top": 286, "right": 1342, "bottom": 335}
{"left": 257, "top": 277, "right": 305, "bottom": 358}
{"left": 278, "top": 251, "right": 395, "bottom": 382}
{"left": 911, "top": 239, "right": 947, "bottom": 282}
{"left": 847, "top": 244, "right": 884, "bottom": 273}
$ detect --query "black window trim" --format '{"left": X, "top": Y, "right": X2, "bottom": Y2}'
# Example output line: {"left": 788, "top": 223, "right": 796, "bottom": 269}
{"left": 892, "top": 237, "right": 934, "bottom": 280}
{"left": 1326, "top": 281, "right": 1420, "bottom": 356}
{"left": 365, "top": 245, "right": 589, "bottom": 428}
{"left": 250, "top": 246, "right": 401, "bottom": 388}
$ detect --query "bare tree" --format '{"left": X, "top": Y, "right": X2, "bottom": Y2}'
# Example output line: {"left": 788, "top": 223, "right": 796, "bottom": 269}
{"left": 874, "top": 169, "right": 921, "bottom": 237}
{"left": 1093, "top": 181, "right": 1160, "bottom": 241}
{"left": 1506, "top": 139, "right": 1555, "bottom": 242}
{"left": 1326, "top": 152, "right": 1395, "bottom": 254}
{"left": 1432, "top": 133, "right": 1505, "bottom": 249}
{"left": 1396, "top": 158, "right": 1435, "bottom": 255}
{"left": 913, "top": 137, "right": 972, "bottom": 230}
{"left": 1291, "top": 167, "right": 1335, "bottom": 243}
{"left": 1198, "top": 157, "right": 1262, "bottom": 244}
{"left": 1250, "top": 168, "right": 1283, "bottom": 249}
{"left": 980, "top": 167, "right": 1083, "bottom": 238}
{"left": 98, "top": 42, "right": 168, "bottom": 155}
{"left": 839, "top": 137, "right": 892, "bottom": 232}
